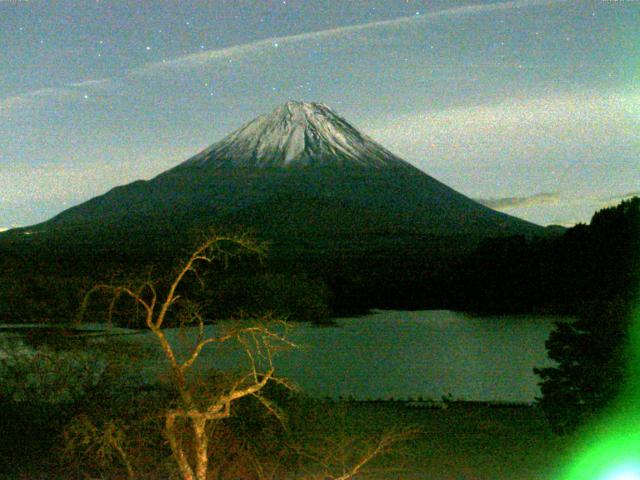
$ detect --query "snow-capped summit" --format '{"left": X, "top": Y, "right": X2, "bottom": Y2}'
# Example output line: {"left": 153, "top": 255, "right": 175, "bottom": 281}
{"left": 178, "top": 101, "right": 412, "bottom": 170}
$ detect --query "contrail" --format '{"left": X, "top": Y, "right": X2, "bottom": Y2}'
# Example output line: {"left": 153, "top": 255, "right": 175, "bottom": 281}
{"left": 132, "top": 0, "right": 567, "bottom": 76}
{"left": 0, "top": 0, "right": 567, "bottom": 113}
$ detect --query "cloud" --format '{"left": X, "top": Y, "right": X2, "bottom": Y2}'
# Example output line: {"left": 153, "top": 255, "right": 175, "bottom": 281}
{"left": 0, "top": 78, "right": 115, "bottom": 116}
{"left": 476, "top": 192, "right": 560, "bottom": 209}
{"left": 132, "top": 0, "right": 565, "bottom": 76}
{"left": 0, "top": 87, "right": 78, "bottom": 113}
{"left": 594, "top": 191, "right": 640, "bottom": 211}
{"left": 606, "top": 191, "right": 640, "bottom": 202}
{"left": 363, "top": 88, "right": 639, "bottom": 172}
{"left": 66, "top": 79, "right": 114, "bottom": 90}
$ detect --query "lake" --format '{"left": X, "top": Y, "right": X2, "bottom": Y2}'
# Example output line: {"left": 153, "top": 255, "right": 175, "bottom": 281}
{"left": 249, "top": 310, "right": 563, "bottom": 403}
{"left": 0, "top": 310, "right": 567, "bottom": 403}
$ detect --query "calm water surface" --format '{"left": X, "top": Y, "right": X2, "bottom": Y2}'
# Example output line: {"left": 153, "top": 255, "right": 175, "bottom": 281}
{"left": 266, "top": 310, "right": 562, "bottom": 403}
{"left": 1, "top": 310, "right": 567, "bottom": 403}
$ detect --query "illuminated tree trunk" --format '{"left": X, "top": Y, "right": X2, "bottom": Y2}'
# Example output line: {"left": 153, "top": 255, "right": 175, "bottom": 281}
{"left": 166, "top": 413, "right": 195, "bottom": 480}
{"left": 193, "top": 415, "right": 209, "bottom": 480}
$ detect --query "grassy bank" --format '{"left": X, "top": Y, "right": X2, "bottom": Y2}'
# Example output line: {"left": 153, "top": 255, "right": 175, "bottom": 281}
{"left": 1, "top": 399, "right": 576, "bottom": 479}
{"left": 312, "top": 401, "right": 576, "bottom": 480}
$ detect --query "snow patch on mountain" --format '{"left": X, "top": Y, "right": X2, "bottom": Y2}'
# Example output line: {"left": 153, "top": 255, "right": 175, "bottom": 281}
{"left": 179, "top": 101, "right": 413, "bottom": 170}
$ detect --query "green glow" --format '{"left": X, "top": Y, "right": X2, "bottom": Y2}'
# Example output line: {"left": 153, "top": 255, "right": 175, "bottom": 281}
{"left": 558, "top": 303, "right": 640, "bottom": 480}
{"left": 601, "top": 462, "right": 640, "bottom": 480}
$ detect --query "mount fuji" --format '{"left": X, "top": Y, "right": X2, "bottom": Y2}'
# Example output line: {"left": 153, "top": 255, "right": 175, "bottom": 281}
{"left": 9, "top": 101, "right": 542, "bottom": 259}
{"left": 174, "top": 101, "right": 412, "bottom": 170}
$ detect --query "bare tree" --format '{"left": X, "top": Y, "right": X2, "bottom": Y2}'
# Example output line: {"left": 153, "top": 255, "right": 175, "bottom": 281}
{"left": 77, "top": 234, "right": 297, "bottom": 480}
{"left": 75, "top": 233, "right": 416, "bottom": 480}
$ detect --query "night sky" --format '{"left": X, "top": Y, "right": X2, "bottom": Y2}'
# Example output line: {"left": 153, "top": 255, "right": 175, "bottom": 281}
{"left": 1, "top": 0, "right": 638, "bottom": 229}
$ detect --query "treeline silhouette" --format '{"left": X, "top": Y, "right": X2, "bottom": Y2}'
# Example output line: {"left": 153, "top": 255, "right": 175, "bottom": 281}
{"left": 531, "top": 199, "right": 639, "bottom": 433}
{"left": 290, "top": 196, "right": 638, "bottom": 316}
{"left": 453, "top": 196, "right": 639, "bottom": 314}
{"left": 0, "top": 198, "right": 637, "bottom": 323}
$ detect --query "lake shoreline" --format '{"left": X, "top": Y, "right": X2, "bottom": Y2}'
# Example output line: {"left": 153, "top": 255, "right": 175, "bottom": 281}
{"left": 1, "top": 310, "right": 568, "bottom": 403}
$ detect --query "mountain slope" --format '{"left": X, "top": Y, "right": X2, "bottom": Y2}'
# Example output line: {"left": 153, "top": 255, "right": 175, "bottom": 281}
{"left": 6, "top": 101, "right": 543, "bottom": 258}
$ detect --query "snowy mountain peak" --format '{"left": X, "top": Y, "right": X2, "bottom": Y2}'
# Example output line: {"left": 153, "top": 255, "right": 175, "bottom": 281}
{"left": 178, "top": 101, "right": 413, "bottom": 170}
{"left": 281, "top": 99, "right": 329, "bottom": 112}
